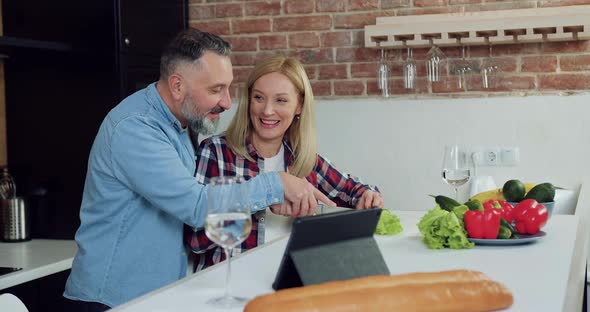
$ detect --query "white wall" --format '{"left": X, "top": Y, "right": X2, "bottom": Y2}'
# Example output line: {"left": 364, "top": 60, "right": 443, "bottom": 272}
{"left": 314, "top": 94, "right": 590, "bottom": 211}
{"left": 212, "top": 93, "right": 590, "bottom": 212}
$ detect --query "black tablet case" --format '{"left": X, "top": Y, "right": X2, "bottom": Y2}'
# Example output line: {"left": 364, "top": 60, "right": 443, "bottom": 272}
{"left": 272, "top": 208, "right": 390, "bottom": 290}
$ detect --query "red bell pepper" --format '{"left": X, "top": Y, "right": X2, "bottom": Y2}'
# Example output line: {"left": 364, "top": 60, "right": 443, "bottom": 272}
{"left": 483, "top": 199, "right": 515, "bottom": 224}
{"left": 512, "top": 199, "right": 548, "bottom": 235}
{"left": 464, "top": 209, "right": 501, "bottom": 239}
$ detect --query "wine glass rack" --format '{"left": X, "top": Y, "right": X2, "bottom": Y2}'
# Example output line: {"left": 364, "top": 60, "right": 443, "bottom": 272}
{"left": 365, "top": 5, "right": 590, "bottom": 49}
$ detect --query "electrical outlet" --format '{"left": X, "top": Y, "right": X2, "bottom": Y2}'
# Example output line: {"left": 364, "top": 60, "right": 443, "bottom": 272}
{"left": 483, "top": 148, "right": 500, "bottom": 166}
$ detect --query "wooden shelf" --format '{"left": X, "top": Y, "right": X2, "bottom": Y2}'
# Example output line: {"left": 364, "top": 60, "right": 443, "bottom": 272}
{"left": 365, "top": 5, "right": 590, "bottom": 49}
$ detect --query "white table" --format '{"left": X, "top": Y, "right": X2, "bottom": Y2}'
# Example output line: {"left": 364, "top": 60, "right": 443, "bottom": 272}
{"left": 111, "top": 211, "right": 580, "bottom": 312}
{"left": 0, "top": 239, "right": 77, "bottom": 290}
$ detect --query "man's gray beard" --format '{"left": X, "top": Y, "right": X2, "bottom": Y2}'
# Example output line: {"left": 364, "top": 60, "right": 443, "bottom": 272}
{"left": 181, "top": 95, "right": 219, "bottom": 135}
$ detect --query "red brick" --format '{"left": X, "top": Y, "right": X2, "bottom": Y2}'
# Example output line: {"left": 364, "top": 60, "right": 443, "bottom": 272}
{"left": 254, "top": 51, "right": 283, "bottom": 64}
{"left": 560, "top": 55, "right": 590, "bottom": 71}
{"left": 189, "top": 0, "right": 205, "bottom": 3}
{"left": 482, "top": 57, "right": 517, "bottom": 72}
{"left": 215, "top": 3, "right": 243, "bottom": 18}
{"left": 349, "top": 0, "right": 379, "bottom": 11}
{"left": 366, "top": 79, "right": 382, "bottom": 95}
{"left": 259, "top": 35, "right": 288, "bottom": 50}
{"left": 542, "top": 41, "right": 590, "bottom": 53}
{"left": 319, "top": 64, "right": 348, "bottom": 79}
{"left": 538, "top": 0, "right": 590, "bottom": 7}
{"left": 311, "top": 81, "right": 331, "bottom": 96}
{"left": 222, "top": 36, "right": 257, "bottom": 52}
{"left": 285, "top": 0, "right": 314, "bottom": 14}
{"left": 491, "top": 44, "right": 539, "bottom": 56}
{"left": 289, "top": 49, "right": 333, "bottom": 64}
{"left": 336, "top": 47, "right": 381, "bottom": 62}
{"left": 245, "top": 1, "right": 281, "bottom": 16}
{"left": 449, "top": 0, "right": 481, "bottom": 4}
{"left": 304, "top": 65, "right": 318, "bottom": 80}
{"left": 464, "top": 2, "right": 536, "bottom": 12}
{"left": 521, "top": 56, "right": 557, "bottom": 72}
{"left": 321, "top": 31, "right": 352, "bottom": 47}
{"left": 232, "top": 19, "right": 271, "bottom": 34}
{"left": 233, "top": 67, "right": 253, "bottom": 83}
{"left": 334, "top": 13, "right": 379, "bottom": 30}
{"left": 414, "top": 0, "right": 447, "bottom": 7}
{"left": 381, "top": 0, "right": 411, "bottom": 9}
{"left": 334, "top": 81, "right": 365, "bottom": 95}
{"left": 189, "top": 5, "right": 215, "bottom": 20}
{"left": 392, "top": 78, "right": 429, "bottom": 94}
{"left": 466, "top": 74, "right": 536, "bottom": 92}
{"left": 351, "top": 63, "right": 379, "bottom": 78}
{"left": 231, "top": 53, "right": 257, "bottom": 66}
{"left": 189, "top": 22, "right": 230, "bottom": 35}
{"left": 539, "top": 73, "right": 590, "bottom": 90}
{"left": 274, "top": 16, "right": 332, "bottom": 32}
{"left": 289, "top": 32, "right": 320, "bottom": 48}
{"left": 396, "top": 7, "right": 454, "bottom": 16}
{"left": 316, "top": 0, "right": 346, "bottom": 12}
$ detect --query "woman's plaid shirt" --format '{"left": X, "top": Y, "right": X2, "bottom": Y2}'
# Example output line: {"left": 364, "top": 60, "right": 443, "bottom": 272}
{"left": 184, "top": 135, "right": 380, "bottom": 272}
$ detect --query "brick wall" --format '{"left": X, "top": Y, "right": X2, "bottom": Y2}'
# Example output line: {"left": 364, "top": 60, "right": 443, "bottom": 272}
{"left": 188, "top": 0, "right": 590, "bottom": 98}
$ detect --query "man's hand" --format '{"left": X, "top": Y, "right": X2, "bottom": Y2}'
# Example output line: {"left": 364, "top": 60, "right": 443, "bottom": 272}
{"left": 355, "top": 190, "right": 384, "bottom": 209}
{"left": 271, "top": 172, "right": 336, "bottom": 217}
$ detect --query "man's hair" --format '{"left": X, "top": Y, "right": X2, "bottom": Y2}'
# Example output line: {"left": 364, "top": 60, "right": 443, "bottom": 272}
{"left": 159, "top": 28, "right": 231, "bottom": 80}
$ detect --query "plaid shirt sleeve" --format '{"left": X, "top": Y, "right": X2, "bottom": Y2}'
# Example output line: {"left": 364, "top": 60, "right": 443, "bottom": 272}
{"left": 312, "top": 154, "right": 380, "bottom": 208}
{"left": 185, "top": 136, "right": 260, "bottom": 271}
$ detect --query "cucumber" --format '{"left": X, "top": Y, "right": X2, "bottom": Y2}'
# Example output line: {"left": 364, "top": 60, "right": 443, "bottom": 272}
{"left": 430, "top": 195, "right": 461, "bottom": 211}
{"left": 464, "top": 199, "right": 484, "bottom": 211}
{"left": 503, "top": 179, "right": 526, "bottom": 202}
{"left": 523, "top": 182, "right": 556, "bottom": 203}
{"left": 497, "top": 226, "right": 512, "bottom": 239}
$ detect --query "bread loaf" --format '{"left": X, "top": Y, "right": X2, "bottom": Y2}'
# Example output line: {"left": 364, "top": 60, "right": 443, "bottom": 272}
{"left": 244, "top": 270, "right": 513, "bottom": 312}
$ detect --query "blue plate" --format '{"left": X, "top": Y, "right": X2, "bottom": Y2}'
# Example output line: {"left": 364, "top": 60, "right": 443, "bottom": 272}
{"left": 468, "top": 231, "right": 546, "bottom": 246}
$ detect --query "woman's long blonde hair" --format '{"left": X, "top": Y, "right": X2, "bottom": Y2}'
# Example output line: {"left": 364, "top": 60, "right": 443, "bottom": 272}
{"left": 225, "top": 55, "right": 317, "bottom": 178}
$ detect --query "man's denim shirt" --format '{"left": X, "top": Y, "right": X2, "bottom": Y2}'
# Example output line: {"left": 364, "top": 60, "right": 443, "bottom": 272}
{"left": 64, "top": 83, "right": 283, "bottom": 307}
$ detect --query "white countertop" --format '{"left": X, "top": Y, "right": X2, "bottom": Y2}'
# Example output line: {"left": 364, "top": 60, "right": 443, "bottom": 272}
{"left": 0, "top": 239, "right": 78, "bottom": 290}
{"left": 111, "top": 210, "right": 580, "bottom": 312}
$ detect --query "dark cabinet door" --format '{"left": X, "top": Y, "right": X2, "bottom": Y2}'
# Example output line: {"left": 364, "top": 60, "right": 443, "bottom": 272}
{"left": 117, "top": 0, "right": 187, "bottom": 98}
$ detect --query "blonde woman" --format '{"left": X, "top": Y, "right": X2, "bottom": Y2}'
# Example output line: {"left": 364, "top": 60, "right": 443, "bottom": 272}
{"left": 185, "top": 56, "right": 383, "bottom": 271}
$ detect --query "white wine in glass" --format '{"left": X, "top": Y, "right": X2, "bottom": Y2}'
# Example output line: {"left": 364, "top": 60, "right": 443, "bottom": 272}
{"left": 441, "top": 145, "right": 471, "bottom": 200}
{"left": 205, "top": 176, "right": 252, "bottom": 308}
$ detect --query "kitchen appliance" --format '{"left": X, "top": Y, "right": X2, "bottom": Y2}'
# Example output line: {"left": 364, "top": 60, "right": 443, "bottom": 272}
{"left": 1, "top": 197, "right": 31, "bottom": 242}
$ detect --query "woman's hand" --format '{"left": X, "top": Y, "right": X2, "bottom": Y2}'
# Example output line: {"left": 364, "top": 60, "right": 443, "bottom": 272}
{"left": 355, "top": 190, "right": 384, "bottom": 209}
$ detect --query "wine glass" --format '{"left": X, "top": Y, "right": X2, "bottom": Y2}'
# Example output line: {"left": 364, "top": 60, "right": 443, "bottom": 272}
{"left": 403, "top": 47, "right": 417, "bottom": 89}
{"left": 482, "top": 44, "right": 500, "bottom": 89}
{"left": 205, "top": 176, "right": 252, "bottom": 308}
{"left": 377, "top": 48, "right": 390, "bottom": 97}
{"left": 441, "top": 145, "right": 471, "bottom": 200}
{"left": 453, "top": 46, "right": 472, "bottom": 89}
{"left": 426, "top": 40, "right": 446, "bottom": 82}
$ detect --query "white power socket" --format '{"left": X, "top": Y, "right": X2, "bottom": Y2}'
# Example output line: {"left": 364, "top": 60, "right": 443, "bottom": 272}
{"left": 465, "top": 146, "right": 519, "bottom": 167}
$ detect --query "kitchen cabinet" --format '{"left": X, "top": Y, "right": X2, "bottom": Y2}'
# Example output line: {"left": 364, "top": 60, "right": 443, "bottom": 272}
{"left": 2, "top": 0, "right": 187, "bottom": 239}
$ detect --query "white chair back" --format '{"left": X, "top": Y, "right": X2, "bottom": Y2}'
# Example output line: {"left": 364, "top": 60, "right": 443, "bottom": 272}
{"left": 0, "top": 293, "right": 29, "bottom": 312}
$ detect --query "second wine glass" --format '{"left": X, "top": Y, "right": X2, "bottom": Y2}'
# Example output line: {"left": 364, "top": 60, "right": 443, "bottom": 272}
{"left": 441, "top": 145, "right": 471, "bottom": 201}
{"left": 205, "top": 176, "right": 252, "bottom": 308}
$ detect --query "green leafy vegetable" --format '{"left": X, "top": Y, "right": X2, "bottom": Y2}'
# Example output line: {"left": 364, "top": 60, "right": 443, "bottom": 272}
{"left": 417, "top": 205, "right": 474, "bottom": 250}
{"left": 375, "top": 209, "right": 403, "bottom": 235}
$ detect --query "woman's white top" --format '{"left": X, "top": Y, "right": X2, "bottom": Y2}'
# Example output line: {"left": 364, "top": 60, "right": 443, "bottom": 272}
{"left": 261, "top": 144, "right": 293, "bottom": 243}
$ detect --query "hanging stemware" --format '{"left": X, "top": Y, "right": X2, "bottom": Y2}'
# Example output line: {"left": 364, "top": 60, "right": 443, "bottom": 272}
{"left": 403, "top": 47, "right": 417, "bottom": 89}
{"left": 426, "top": 39, "right": 446, "bottom": 82}
{"left": 377, "top": 48, "right": 390, "bottom": 97}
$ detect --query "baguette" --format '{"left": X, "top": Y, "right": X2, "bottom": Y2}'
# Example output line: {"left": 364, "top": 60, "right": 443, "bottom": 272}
{"left": 248, "top": 270, "right": 489, "bottom": 308}
{"left": 244, "top": 270, "right": 513, "bottom": 312}
{"left": 247, "top": 280, "right": 513, "bottom": 312}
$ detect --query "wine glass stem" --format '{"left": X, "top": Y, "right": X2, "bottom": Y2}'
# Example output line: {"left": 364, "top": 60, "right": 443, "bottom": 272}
{"left": 224, "top": 247, "right": 233, "bottom": 298}
{"left": 454, "top": 187, "right": 459, "bottom": 201}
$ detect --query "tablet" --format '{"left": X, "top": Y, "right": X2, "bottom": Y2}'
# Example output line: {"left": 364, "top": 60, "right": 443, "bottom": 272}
{"left": 272, "top": 208, "right": 389, "bottom": 290}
